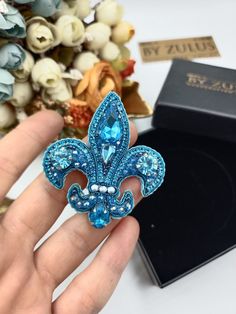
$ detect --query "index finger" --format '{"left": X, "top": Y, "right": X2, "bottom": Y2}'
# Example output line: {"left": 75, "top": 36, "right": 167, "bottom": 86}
{"left": 0, "top": 111, "right": 64, "bottom": 201}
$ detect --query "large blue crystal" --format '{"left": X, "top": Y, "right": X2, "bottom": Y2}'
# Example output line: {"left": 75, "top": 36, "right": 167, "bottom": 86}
{"left": 89, "top": 202, "right": 110, "bottom": 228}
{"left": 99, "top": 108, "right": 122, "bottom": 143}
{"left": 102, "top": 144, "right": 116, "bottom": 164}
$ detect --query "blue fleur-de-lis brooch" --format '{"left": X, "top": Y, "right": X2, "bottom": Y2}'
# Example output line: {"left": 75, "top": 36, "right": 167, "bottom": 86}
{"left": 43, "top": 92, "right": 165, "bottom": 229}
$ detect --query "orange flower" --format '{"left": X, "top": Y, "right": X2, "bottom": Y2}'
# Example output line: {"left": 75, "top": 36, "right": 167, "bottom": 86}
{"left": 74, "top": 61, "right": 122, "bottom": 112}
{"left": 66, "top": 98, "right": 93, "bottom": 129}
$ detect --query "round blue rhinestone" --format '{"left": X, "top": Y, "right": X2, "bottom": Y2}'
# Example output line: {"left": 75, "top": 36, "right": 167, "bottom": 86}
{"left": 52, "top": 147, "right": 72, "bottom": 170}
{"left": 136, "top": 154, "right": 158, "bottom": 176}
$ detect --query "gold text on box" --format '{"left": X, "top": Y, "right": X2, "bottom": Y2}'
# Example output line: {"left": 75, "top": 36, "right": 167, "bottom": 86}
{"left": 139, "top": 36, "right": 220, "bottom": 62}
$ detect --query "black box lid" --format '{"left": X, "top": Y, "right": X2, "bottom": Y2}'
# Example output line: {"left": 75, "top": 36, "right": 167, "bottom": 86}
{"left": 153, "top": 59, "right": 236, "bottom": 143}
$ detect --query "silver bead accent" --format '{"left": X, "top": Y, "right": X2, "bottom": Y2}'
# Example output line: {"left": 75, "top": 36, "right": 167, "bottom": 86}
{"left": 111, "top": 206, "right": 116, "bottom": 211}
{"left": 107, "top": 186, "right": 115, "bottom": 194}
{"left": 126, "top": 203, "right": 131, "bottom": 209}
{"left": 91, "top": 184, "right": 99, "bottom": 192}
{"left": 83, "top": 188, "right": 89, "bottom": 195}
{"left": 120, "top": 207, "right": 124, "bottom": 211}
{"left": 84, "top": 201, "right": 90, "bottom": 206}
{"left": 99, "top": 186, "right": 107, "bottom": 193}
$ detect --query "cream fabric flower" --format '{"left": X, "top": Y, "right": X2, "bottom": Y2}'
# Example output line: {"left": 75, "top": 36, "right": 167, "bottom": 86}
{"left": 111, "top": 21, "right": 135, "bottom": 45}
{"left": 10, "top": 82, "right": 33, "bottom": 107}
{"left": 56, "top": 15, "right": 85, "bottom": 47}
{"left": 12, "top": 51, "right": 34, "bottom": 82}
{"left": 0, "top": 104, "right": 16, "bottom": 128}
{"left": 31, "top": 58, "right": 62, "bottom": 88}
{"left": 86, "top": 22, "right": 111, "bottom": 50}
{"left": 26, "top": 17, "right": 61, "bottom": 53}
{"left": 74, "top": 0, "right": 91, "bottom": 19}
{"left": 96, "top": 0, "right": 123, "bottom": 26}
{"left": 73, "top": 51, "right": 100, "bottom": 74}
{"left": 42, "top": 79, "right": 72, "bottom": 102}
{"left": 100, "top": 41, "right": 120, "bottom": 61}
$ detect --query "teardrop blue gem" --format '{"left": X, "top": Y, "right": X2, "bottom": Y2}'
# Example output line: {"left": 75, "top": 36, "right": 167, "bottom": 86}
{"left": 102, "top": 144, "right": 116, "bottom": 164}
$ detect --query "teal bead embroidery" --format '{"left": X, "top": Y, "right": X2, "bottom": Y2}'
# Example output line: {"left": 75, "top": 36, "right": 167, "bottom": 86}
{"left": 43, "top": 92, "right": 166, "bottom": 229}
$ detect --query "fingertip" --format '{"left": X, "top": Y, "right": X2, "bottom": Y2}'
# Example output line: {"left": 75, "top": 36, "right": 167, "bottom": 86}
{"left": 111, "top": 216, "right": 140, "bottom": 252}
{"left": 129, "top": 120, "right": 138, "bottom": 146}
{"left": 34, "top": 110, "right": 64, "bottom": 129}
{"left": 120, "top": 216, "right": 140, "bottom": 242}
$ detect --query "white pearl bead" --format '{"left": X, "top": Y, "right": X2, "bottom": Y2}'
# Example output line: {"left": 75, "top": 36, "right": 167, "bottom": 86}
{"left": 83, "top": 188, "right": 89, "bottom": 195}
{"left": 91, "top": 184, "right": 99, "bottom": 192}
{"left": 99, "top": 186, "right": 107, "bottom": 193}
{"left": 107, "top": 186, "right": 115, "bottom": 194}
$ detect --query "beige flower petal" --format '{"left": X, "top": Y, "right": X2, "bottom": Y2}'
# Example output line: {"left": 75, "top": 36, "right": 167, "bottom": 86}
{"left": 26, "top": 17, "right": 61, "bottom": 53}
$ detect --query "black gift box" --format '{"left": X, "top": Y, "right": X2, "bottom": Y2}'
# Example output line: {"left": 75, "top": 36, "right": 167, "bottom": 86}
{"left": 132, "top": 59, "right": 236, "bottom": 287}
{"left": 153, "top": 59, "right": 236, "bottom": 143}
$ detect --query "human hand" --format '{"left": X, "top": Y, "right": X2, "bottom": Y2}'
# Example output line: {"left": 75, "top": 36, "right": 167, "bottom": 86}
{"left": 0, "top": 111, "right": 141, "bottom": 314}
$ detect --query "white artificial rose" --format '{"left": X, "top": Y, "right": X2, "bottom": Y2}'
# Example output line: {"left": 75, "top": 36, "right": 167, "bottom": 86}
{"left": 111, "top": 21, "right": 135, "bottom": 45}
{"left": 26, "top": 17, "right": 61, "bottom": 54}
{"left": 99, "top": 41, "right": 120, "bottom": 61}
{"left": 42, "top": 79, "right": 72, "bottom": 102}
{"left": 96, "top": 0, "right": 123, "bottom": 26}
{"left": 86, "top": 22, "right": 111, "bottom": 50}
{"left": 75, "top": 0, "right": 91, "bottom": 19}
{"left": 12, "top": 51, "right": 35, "bottom": 82}
{"left": 0, "top": 104, "right": 16, "bottom": 128}
{"left": 73, "top": 51, "right": 100, "bottom": 73}
{"left": 32, "top": 58, "right": 62, "bottom": 88}
{"left": 56, "top": 15, "right": 85, "bottom": 47}
{"left": 10, "top": 82, "right": 33, "bottom": 107}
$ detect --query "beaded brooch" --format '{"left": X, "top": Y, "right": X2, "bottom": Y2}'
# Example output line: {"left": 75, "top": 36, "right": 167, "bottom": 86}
{"left": 43, "top": 92, "right": 165, "bottom": 228}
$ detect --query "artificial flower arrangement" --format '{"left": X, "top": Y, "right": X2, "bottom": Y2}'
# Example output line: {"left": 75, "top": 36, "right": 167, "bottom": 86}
{"left": 0, "top": 0, "right": 152, "bottom": 138}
